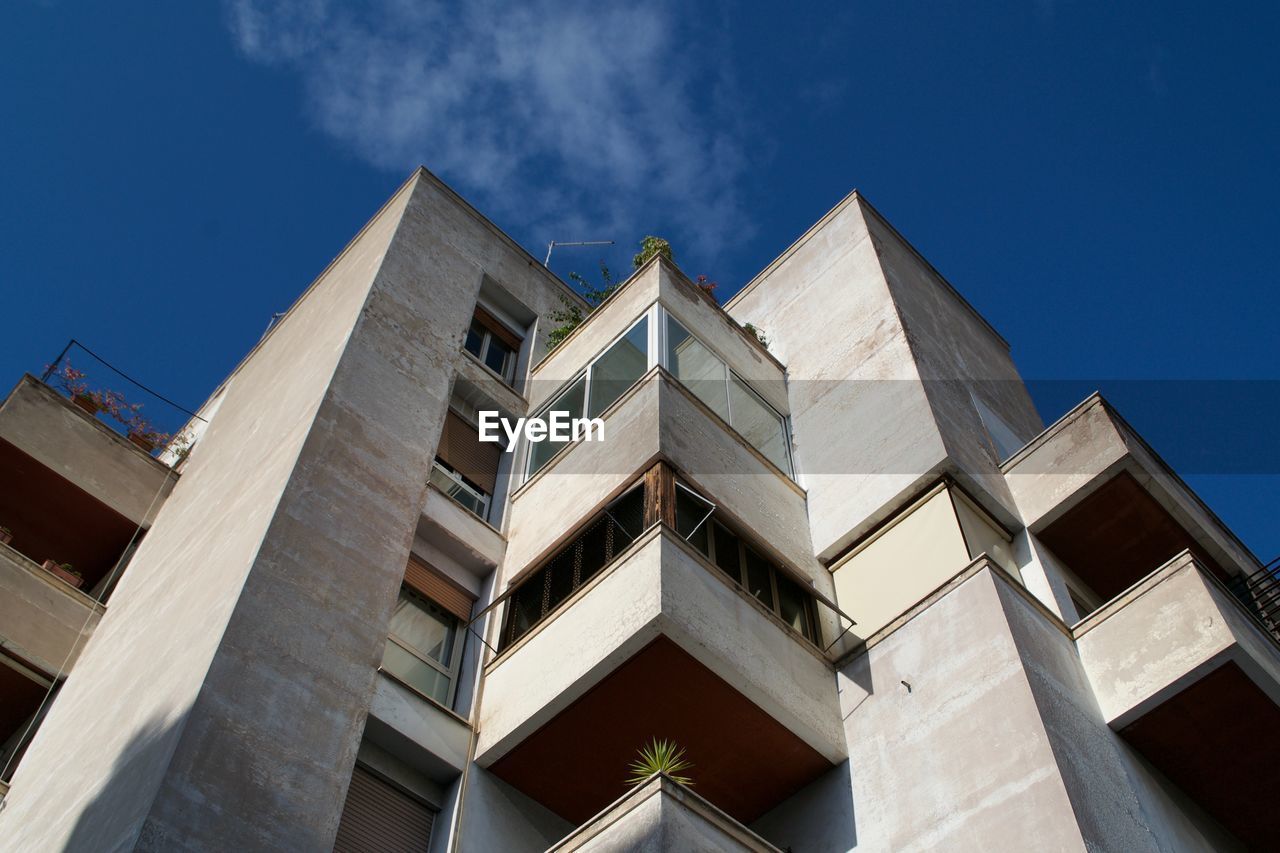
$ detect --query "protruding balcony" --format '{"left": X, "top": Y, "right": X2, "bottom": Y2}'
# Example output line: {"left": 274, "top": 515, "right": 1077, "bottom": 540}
{"left": 1075, "top": 550, "right": 1280, "bottom": 849}
{"left": 1003, "top": 393, "right": 1260, "bottom": 609}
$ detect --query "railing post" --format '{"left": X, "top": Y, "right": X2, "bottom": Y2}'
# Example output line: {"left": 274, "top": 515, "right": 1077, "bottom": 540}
{"left": 643, "top": 462, "right": 675, "bottom": 529}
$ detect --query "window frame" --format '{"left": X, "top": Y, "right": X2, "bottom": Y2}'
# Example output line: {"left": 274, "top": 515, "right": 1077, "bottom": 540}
{"left": 524, "top": 313, "right": 654, "bottom": 478}
{"left": 430, "top": 458, "right": 491, "bottom": 519}
{"left": 464, "top": 307, "right": 522, "bottom": 385}
{"left": 382, "top": 585, "right": 467, "bottom": 709}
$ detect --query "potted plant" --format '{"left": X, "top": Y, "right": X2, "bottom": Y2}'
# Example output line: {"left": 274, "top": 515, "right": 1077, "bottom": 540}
{"left": 0, "top": 525, "right": 12, "bottom": 546}
{"left": 41, "top": 560, "right": 84, "bottom": 589}
{"left": 125, "top": 413, "right": 170, "bottom": 454}
{"left": 625, "top": 738, "right": 694, "bottom": 787}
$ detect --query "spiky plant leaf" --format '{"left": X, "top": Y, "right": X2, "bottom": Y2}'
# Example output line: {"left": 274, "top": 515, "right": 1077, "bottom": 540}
{"left": 626, "top": 738, "right": 693, "bottom": 787}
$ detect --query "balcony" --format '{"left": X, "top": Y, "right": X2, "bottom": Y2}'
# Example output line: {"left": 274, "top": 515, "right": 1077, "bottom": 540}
{"left": 1074, "top": 551, "right": 1280, "bottom": 848}
{"left": 0, "top": 542, "right": 103, "bottom": 676}
{"left": 0, "top": 375, "right": 176, "bottom": 601}
{"left": 1003, "top": 393, "right": 1260, "bottom": 608}
{"left": 364, "top": 672, "right": 471, "bottom": 783}
{"left": 548, "top": 774, "right": 782, "bottom": 852}
{"left": 475, "top": 522, "right": 845, "bottom": 826}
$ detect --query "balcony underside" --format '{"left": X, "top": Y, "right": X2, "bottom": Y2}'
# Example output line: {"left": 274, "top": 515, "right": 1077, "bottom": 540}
{"left": 491, "top": 635, "right": 829, "bottom": 826}
{"left": 477, "top": 528, "right": 841, "bottom": 826}
{"left": 1076, "top": 553, "right": 1280, "bottom": 849}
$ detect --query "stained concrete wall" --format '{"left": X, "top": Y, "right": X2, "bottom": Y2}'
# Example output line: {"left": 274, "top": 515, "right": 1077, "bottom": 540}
{"left": 726, "top": 194, "right": 948, "bottom": 561}
{"left": 728, "top": 193, "right": 1041, "bottom": 559}
{"left": 0, "top": 168, "right": 574, "bottom": 851}
{"left": 0, "top": 376, "right": 175, "bottom": 526}
{"left": 860, "top": 204, "right": 1040, "bottom": 526}
{"left": 995, "top": 563, "right": 1243, "bottom": 851}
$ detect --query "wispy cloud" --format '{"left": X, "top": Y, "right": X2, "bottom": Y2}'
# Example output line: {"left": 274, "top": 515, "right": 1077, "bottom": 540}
{"left": 224, "top": 0, "right": 750, "bottom": 259}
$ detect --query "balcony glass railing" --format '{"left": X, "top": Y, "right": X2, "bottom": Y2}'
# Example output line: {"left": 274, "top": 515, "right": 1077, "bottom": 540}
{"left": 430, "top": 461, "right": 490, "bottom": 519}
{"left": 525, "top": 305, "right": 792, "bottom": 479}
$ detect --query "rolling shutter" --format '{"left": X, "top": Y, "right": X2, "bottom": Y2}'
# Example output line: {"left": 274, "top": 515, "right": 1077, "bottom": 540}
{"left": 473, "top": 305, "right": 521, "bottom": 349}
{"left": 404, "top": 555, "right": 476, "bottom": 621}
{"left": 438, "top": 410, "right": 501, "bottom": 495}
{"left": 333, "top": 765, "right": 436, "bottom": 853}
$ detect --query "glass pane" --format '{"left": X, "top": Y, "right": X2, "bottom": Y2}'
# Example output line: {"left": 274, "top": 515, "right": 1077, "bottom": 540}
{"left": 712, "top": 523, "right": 742, "bottom": 583}
{"left": 485, "top": 335, "right": 514, "bottom": 379}
{"left": 505, "top": 572, "right": 545, "bottom": 646}
{"left": 776, "top": 572, "right": 816, "bottom": 642}
{"left": 675, "top": 485, "right": 713, "bottom": 556}
{"left": 729, "top": 376, "right": 790, "bottom": 474}
{"left": 464, "top": 322, "right": 485, "bottom": 358}
{"left": 744, "top": 546, "right": 775, "bottom": 609}
{"left": 665, "top": 315, "right": 729, "bottom": 421}
{"left": 588, "top": 317, "right": 649, "bottom": 418}
{"left": 388, "top": 594, "right": 456, "bottom": 665}
{"left": 527, "top": 377, "right": 586, "bottom": 475}
{"left": 382, "top": 641, "right": 451, "bottom": 704}
{"left": 429, "top": 464, "right": 486, "bottom": 516}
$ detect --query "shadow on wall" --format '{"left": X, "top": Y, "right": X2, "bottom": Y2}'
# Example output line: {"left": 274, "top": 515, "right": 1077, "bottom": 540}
{"left": 751, "top": 760, "right": 858, "bottom": 852}
{"left": 59, "top": 716, "right": 182, "bottom": 852}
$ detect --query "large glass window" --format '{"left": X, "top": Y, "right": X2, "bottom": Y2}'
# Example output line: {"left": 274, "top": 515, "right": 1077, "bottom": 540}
{"left": 526, "top": 317, "right": 649, "bottom": 478}
{"left": 664, "top": 314, "right": 791, "bottom": 476}
{"left": 665, "top": 316, "right": 729, "bottom": 421}
{"left": 588, "top": 317, "right": 649, "bottom": 417}
{"left": 526, "top": 377, "right": 586, "bottom": 475}
{"left": 382, "top": 589, "right": 463, "bottom": 706}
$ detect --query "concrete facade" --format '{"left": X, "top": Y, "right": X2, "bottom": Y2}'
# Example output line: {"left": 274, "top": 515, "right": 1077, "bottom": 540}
{"left": 0, "top": 171, "right": 1270, "bottom": 852}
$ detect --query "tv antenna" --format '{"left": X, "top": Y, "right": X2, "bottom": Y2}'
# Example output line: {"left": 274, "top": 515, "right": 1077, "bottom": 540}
{"left": 544, "top": 240, "right": 614, "bottom": 267}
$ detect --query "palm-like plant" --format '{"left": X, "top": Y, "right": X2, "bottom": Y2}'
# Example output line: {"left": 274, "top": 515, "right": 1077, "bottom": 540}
{"left": 626, "top": 738, "right": 694, "bottom": 787}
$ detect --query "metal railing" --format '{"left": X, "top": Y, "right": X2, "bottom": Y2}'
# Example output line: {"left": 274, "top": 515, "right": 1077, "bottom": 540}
{"left": 1229, "top": 556, "right": 1280, "bottom": 642}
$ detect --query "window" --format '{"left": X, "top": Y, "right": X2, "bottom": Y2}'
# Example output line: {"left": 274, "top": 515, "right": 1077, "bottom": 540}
{"left": 664, "top": 314, "right": 791, "bottom": 476}
{"left": 464, "top": 306, "right": 522, "bottom": 384}
{"left": 525, "top": 317, "right": 649, "bottom": 477}
{"left": 502, "top": 486, "right": 646, "bottom": 648}
{"left": 688, "top": 514, "right": 819, "bottom": 643}
{"left": 382, "top": 587, "right": 465, "bottom": 706}
{"left": 334, "top": 765, "right": 436, "bottom": 852}
{"left": 433, "top": 410, "right": 502, "bottom": 518}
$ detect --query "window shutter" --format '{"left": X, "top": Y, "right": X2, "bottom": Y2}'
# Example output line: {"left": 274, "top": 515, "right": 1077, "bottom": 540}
{"left": 473, "top": 305, "right": 522, "bottom": 349}
{"left": 333, "top": 765, "right": 435, "bottom": 853}
{"left": 438, "top": 410, "right": 501, "bottom": 494}
{"left": 404, "top": 555, "right": 475, "bottom": 621}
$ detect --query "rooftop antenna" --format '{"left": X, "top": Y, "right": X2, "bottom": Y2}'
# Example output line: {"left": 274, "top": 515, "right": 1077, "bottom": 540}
{"left": 544, "top": 240, "right": 614, "bottom": 267}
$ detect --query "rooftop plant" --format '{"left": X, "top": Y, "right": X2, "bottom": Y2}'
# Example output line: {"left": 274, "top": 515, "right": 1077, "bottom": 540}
{"left": 625, "top": 738, "right": 694, "bottom": 787}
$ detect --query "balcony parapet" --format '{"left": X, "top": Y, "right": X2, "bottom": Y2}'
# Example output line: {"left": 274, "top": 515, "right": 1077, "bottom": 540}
{"left": 547, "top": 773, "right": 783, "bottom": 853}
{"left": 1002, "top": 392, "right": 1258, "bottom": 578}
{"left": 1074, "top": 549, "right": 1280, "bottom": 728}
{"left": 0, "top": 541, "right": 103, "bottom": 675}
{"left": 0, "top": 375, "right": 175, "bottom": 527}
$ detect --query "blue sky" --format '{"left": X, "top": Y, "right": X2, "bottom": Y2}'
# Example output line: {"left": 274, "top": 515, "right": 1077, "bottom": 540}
{"left": 2, "top": 2, "right": 1277, "bottom": 559}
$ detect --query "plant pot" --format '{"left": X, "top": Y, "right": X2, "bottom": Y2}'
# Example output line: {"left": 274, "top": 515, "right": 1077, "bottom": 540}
{"left": 72, "top": 394, "right": 101, "bottom": 415}
{"left": 41, "top": 559, "right": 84, "bottom": 589}
{"left": 128, "top": 433, "right": 156, "bottom": 452}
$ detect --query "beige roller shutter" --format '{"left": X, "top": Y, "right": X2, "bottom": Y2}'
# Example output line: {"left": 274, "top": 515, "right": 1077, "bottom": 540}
{"left": 333, "top": 765, "right": 436, "bottom": 853}
{"left": 404, "top": 555, "right": 475, "bottom": 621}
{"left": 437, "top": 410, "right": 501, "bottom": 494}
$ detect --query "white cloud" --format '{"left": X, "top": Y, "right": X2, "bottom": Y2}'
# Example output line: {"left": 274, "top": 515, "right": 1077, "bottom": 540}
{"left": 223, "top": 0, "right": 750, "bottom": 259}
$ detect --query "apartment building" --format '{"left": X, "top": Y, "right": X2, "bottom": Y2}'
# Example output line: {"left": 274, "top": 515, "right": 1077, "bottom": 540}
{"left": 0, "top": 167, "right": 1275, "bottom": 851}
